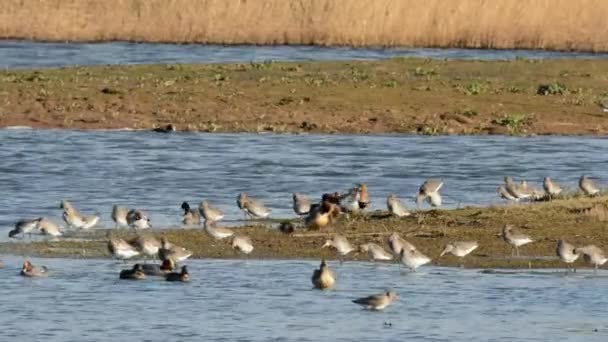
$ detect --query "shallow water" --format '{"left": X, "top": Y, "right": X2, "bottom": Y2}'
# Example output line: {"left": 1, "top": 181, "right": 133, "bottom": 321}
{"left": 0, "top": 256, "right": 605, "bottom": 341}
{"left": 1, "top": 129, "right": 608, "bottom": 236}
{"left": 1, "top": 40, "right": 608, "bottom": 69}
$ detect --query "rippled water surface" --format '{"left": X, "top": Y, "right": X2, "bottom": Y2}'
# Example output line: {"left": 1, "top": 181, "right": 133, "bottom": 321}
{"left": 1, "top": 129, "right": 608, "bottom": 234}
{"left": 1, "top": 40, "right": 608, "bottom": 69}
{"left": 0, "top": 256, "right": 605, "bottom": 341}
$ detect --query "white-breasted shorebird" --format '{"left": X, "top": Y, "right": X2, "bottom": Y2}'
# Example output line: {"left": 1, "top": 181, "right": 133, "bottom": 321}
{"left": 292, "top": 193, "right": 312, "bottom": 216}
{"left": 111, "top": 205, "right": 129, "bottom": 229}
{"left": 204, "top": 221, "right": 234, "bottom": 240}
{"left": 579, "top": 175, "right": 600, "bottom": 196}
{"left": 128, "top": 235, "right": 161, "bottom": 259}
{"left": 543, "top": 177, "right": 563, "bottom": 199}
{"left": 387, "top": 194, "right": 411, "bottom": 217}
{"left": 9, "top": 218, "right": 40, "bottom": 238}
{"left": 126, "top": 209, "right": 151, "bottom": 230}
{"left": 501, "top": 224, "right": 533, "bottom": 256}
{"left": 158, "top": 237, "right": 192, "bottom": 262}
{"left": 439, "top": 241, "right": 478, "bottom": 267}
{"left": 388, "top": 232, "right": 416, "bottom": 257}
{"left": 108, "top": 235, "right": 140, "bottom": 260}
{"left": 232, "top": 235, "right": 254, "bottom": 255}
{"left": 359, "top": 242, "right": 393, "bottom": 262}
{"left": 60, "top": 200, "right": 99, "bottom": 230}
{"left": 575, "top": 245, "right": 608, "bottom": 272}
{"left": 416, "top": 178, "right": 443, "bottom": 207}
{"left": 400, "top": 247, "right": 431, "bottom": 272}
{"left": 322, "top": 234, "right": 355, "bottom": 263}
{"left": 35, "top": 217, "right": 63, "bottom": 237}
{"left": 556, "top": 240, "right": 580, "bottom": 272}
{"left": 237, "top": 193, "right": 271, "bottom": 219}
{"left": 199, "top": 200, "right": 225, "bottom": 223}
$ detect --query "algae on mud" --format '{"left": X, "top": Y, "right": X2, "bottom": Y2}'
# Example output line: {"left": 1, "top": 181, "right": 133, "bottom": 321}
{"left": 1, "top": 58, "right": 608, "bottom": 135}
{"left": 2, "top": 195, "right": 607, "bottom": 269}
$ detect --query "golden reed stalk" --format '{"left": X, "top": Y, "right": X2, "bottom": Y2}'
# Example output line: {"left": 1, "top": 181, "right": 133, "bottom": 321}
{"left": 1, "top": 0, "right": 606, "bottom": 51}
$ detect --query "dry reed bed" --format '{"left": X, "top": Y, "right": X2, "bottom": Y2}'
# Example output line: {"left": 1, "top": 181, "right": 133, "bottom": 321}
{"left": 1, "top": 0, "right": 608, "bottom": 51}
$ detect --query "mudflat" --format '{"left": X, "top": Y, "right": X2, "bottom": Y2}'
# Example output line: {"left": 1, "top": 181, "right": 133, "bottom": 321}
{"left": 1, "top": 58, "right": 608, "bottom": 135}
{"left": 2, "top": 195, "right": 607, "bottom": 269}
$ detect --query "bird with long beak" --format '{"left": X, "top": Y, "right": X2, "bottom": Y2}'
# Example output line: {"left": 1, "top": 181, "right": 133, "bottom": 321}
{"left": 439, "top": 241, "right": 478, "bottom": 268}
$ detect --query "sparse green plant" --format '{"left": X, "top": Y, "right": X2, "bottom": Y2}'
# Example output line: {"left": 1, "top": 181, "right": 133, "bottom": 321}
{"left": 464, "top": 81, "right": 486, "bottom": 95}
{"left": 537, "top": 82, "right": 567, "bottom": 95}
{"left": 413, "top": 66, "right": 437, "bottom": 77}
{"left": 492, "top": 113, "right": 529, "bottom": 134}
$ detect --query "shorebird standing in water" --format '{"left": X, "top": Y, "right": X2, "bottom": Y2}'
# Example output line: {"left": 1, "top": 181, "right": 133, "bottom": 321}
{"left": 387, "top": 194, "right": 411, "bottom": 217}
{"left": 439, "top": 241, "right": 478, "bottom": 267}
{"left": 556, "top": 240, "right": 580, "bottom": 273}
{"left": 501, "top": 224, "right": 533, "bottom": 256}
{"left": 359, "top": 242, "right": 393, "bottom": 262}
{"left": 497, "top": 185, "right": 517, "bottom": 202}
{"left": 322, "top": 234, "right": 355, "bottom": 263}
{"left": 311, "top": 260, "right": 336, "bottom": 290}
{"left": 60, "top": 200, "right": 99, "bottom": 230}
{"left": 416, "top": 178, "right": 443, "bottom": 207}
{"left": 388, "top": 232, "right": 416, "bottom": 258}
{"left": 579, "top": 175, "right": 600, "bottom": 196}
{"left": 111, "top": 205, "right": 129, "bottom": 229}
{"left": 181, "top": 201, "right": 201, "bottom": 226}
{"left": 542, "top": 177, "right": 563, "bottom": 200}
{"left": 237, "top": 193, "right": 271, "bottom": 219}
{"left": 352, "top": 290, "right": 398, "bottom": 311}
{"left": 575, "top": 245, "right": 608, "bottom": 273}
{"left": 399, "top": 247, "right": 431, "bottom": 272}
{"left": 292, "top": 193, "right": 312, "bottom": 216}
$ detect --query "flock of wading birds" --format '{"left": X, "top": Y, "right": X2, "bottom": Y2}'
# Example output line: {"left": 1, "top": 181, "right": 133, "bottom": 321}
{"left": 5, "top": 175, "right": 608, "bottom": 310}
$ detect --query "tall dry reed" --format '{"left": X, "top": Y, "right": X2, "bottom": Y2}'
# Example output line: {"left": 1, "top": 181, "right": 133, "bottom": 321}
{"left": 1, "top": 0, "right": 607, "bottom": 51}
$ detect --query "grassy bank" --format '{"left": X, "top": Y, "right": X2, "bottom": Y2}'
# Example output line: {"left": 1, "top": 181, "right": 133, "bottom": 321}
{"left": 1, "top": 0, "right": 607, "bottom": 51}
{"left": 2, "top": 195, "right": 608, "bottom": 269}
{"left": 1, "top": 58, "right": 608, "bottom": 135}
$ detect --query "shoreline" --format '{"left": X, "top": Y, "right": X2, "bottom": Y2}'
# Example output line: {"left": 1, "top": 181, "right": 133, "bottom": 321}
{"left": 2, "top": 195, "right": 607, "bottom": 269}
{"left": 1, "top": 58, "right": 608, "bottom": 136}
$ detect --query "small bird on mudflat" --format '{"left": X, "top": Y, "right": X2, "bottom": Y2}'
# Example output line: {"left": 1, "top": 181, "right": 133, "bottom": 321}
{"left": 60, "top": 200, "right": 99, "bottom": 230}
{"left": 199, "top": 200, "right": 225, "bottom": 223}
{"left": 542, "top": 177, "right": 563, "bottom": 199}
{"left": 9, "top": 218, "right": 41, "bottom": 238}
{"left": 501, "top": 224, "right": 533, "bottom": 256}
{"left": 232, "top": 235, "right": 254, "bottom": 255}
{"left": 575, "top": 245, "right": 608, "bottom": 272}
{"left": 579, "top": 175, "right": 600, "bottom": 196}
{"left": 126, "top": 209, "right": 151, "bottom": 230}
{"left": 111, "top": 205, "right": 129, "bottom": 229}
{"left": 292, "top": 193, "right": 312, "bottom": 216}
{"left": 387, "top": 194, "right": 411, "bottom": 217}
{"left": 556, "top": 240, "right": 580, "bottom": 273}
{"left": 416, "top": 178, "right": 443, "bottom": 207}
{"left": 359, "top": 242, "right": 393, "bottom": 262}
